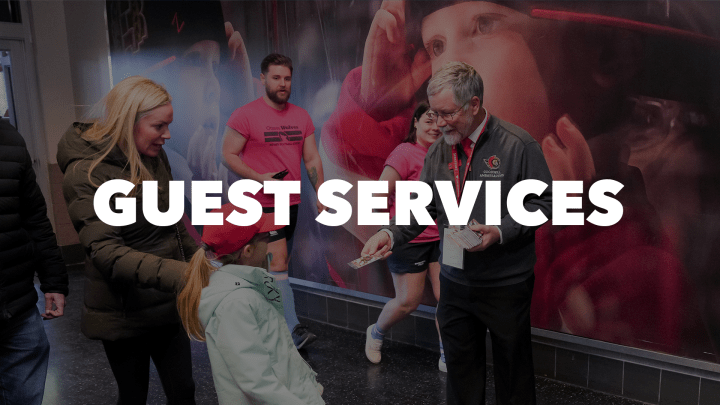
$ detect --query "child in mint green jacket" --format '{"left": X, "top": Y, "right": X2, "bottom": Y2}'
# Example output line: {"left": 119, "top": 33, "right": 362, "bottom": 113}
{"left": 177, "top": 203, "right": 324, "bottom": 405}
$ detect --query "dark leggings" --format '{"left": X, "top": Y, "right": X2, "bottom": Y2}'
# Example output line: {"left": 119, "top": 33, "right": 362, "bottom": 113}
{"left": 102, "top": 323, "right": 196, "bottom": 405}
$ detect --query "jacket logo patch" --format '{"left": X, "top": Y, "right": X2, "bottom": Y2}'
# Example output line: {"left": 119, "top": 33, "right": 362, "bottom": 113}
{"left": 263, "top": 275, "right": 282, "bottom": 303}
{"left": 484, "top": 155, "right": 501, "bottom": 170}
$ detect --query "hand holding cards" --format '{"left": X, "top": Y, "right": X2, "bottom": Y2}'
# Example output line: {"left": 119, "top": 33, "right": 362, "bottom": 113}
{"left": 447, "top": 226, "right": 483, "bottom": 250}
{"left": 448, "top": 219, "right": 483, "bottom": 250}
{"left": 442, "top": 220, "right": 483, "bottom": 270}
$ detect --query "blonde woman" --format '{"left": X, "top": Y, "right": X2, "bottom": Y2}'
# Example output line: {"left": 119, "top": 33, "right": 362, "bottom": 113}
{"left": 177, "top": 203, "right": 325, "bottom": 405}
{"left": 57, "top": 76, "right": 197, "bottom": 405}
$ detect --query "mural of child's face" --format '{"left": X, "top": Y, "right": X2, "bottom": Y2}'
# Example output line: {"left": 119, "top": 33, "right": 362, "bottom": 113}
{"left": 170, "top": 40, "right": 221, "bottom": 156}
{"left": 421, "top": 2, "right": 551, "bottom": 142}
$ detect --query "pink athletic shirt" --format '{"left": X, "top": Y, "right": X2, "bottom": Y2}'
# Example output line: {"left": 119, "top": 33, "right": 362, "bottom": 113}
{"left": 227, "top": 98, "right": 315, "bottom": 207}
{"left": 384, "top": 142, "right": 440, "bottom": 243}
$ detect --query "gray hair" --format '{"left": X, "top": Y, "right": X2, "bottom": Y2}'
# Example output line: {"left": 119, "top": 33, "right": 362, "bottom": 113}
{"left": 427, "top": 61, "right": 484, "bottom": 108}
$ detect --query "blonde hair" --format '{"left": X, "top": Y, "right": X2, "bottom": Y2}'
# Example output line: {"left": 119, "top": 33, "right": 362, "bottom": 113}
{"left": 177, "top": 233, "right": 267, "bottom": 341}
{"left": 83, "top": 76, "right": 171, "bottom": 190}
{"left": 177, "top": 248, "right": 240, "bottom": 341}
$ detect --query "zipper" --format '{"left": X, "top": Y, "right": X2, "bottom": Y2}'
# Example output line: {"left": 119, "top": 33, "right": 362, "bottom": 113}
{"left": 175, "top": 224, "right": 186, "bottom": 262}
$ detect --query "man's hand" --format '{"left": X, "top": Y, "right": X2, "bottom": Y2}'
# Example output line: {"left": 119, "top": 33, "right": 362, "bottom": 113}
{"left": 316, "top": 199, "right": 326, "bottom": 214}
{"left": 361, "top": 0, "right": 431, "bottom": 115}
{"left": 259, "top": 172, "right": 282, "bottom": 182}
{"left": 361, "top": 231, "right": 393, "bottom": 260}
{"left": 542, "top": 115, "right": 595, "bottom": 182}
{"left": 466, "top": 223, "right": 500, "bottom": 252}
{"left": 42, "top": 293, "right": 65, "bottom": 319}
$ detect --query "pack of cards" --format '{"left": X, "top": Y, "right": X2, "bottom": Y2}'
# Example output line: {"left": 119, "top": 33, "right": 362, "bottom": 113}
{"left": 447, "top": 225, "right": 483, "bottom": 250}
{"left": 348, "top": 255, "right": 381, "bottom": 269}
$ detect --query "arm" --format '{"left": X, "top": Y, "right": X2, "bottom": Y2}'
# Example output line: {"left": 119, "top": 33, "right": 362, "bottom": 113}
{"left": 63, "top": 166, "right": 187, "bottom": 293}
{"left": 363, "top": 150, "right": 436, "bottom": 256}
{"left": 375, "top": 164, "right": 402, "bottom": 214}
{"left": 221, "top": 126, "right": 279, "bottom": 183}
{"left": 302, "top": 135, "right": 326, "bottom": 213}
{"left": 379, "top": 165, "right": 402, "bottom": 196}
{"left": 384, "top": 150, "right": 437, "bottom": 246}
{"left": 214, "top": 299, "right": 312, "bottom": 405}
{"left": 498, "top": 142, "right": 553, "bottom": 244}
{"left": 19, "top": 148, "right": 68, "bottom": 318}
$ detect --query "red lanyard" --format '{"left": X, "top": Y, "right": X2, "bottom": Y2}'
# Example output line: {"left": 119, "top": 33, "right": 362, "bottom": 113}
{"left": 450, "top": 119, "right": 488, "bottom": 202}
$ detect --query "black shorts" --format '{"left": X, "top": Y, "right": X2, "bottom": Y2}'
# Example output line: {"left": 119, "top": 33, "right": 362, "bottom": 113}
{"left": 263, "top": 204, "right": 299, "bottom": 243}
{"left": 387, "top": 240, "right": 441, "bottom": 274}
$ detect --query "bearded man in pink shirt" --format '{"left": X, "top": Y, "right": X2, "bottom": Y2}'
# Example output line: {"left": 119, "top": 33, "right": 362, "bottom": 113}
{"left": 222, "top": 53, "right": 326, "bottom": 349}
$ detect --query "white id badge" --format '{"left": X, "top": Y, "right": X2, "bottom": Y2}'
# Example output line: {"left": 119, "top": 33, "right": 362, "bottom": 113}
{"left": 442, "top": 228, "right": 465, "bottom": 269}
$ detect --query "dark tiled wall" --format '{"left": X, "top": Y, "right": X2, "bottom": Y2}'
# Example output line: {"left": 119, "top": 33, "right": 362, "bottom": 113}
{"left": 294, "top": 285, "right": 720, "bottom": 405}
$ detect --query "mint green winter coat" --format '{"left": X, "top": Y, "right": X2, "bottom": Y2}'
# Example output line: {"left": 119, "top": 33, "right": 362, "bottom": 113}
{"left": 198, "top": 265, "right": 324, "bottom": 405}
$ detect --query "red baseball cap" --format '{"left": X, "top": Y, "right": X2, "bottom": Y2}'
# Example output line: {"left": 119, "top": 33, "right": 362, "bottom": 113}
{"left": 200, "top": 203, "right": 284, "bottom": 258}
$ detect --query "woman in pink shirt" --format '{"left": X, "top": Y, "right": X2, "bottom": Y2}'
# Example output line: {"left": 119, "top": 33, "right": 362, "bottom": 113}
{"left": 364, "top": 103, "right": 446, "bottom": 371}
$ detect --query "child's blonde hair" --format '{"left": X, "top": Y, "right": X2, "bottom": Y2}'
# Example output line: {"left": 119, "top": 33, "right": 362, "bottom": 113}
{"left": 177, "top": 234, "right": 264, "bottom": 341}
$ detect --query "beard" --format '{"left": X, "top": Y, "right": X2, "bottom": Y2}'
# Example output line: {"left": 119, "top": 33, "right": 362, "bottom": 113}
{"left": 442, "top": 128, "right": 463, "bottom": 146}
{"left": 266, "top": 87, "right": 290, "bottom": 105}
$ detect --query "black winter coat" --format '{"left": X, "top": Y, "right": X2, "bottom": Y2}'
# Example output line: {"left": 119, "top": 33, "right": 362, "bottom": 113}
{"left": 0, "top": 120, "right": 68, "bottom": 321}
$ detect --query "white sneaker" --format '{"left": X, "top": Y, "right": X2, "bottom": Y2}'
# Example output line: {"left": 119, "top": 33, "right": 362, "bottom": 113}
{"left": 438, "top": 357, "right": 447, "bottom": 372}
{"left": 365, "top": 324, "right": 383, "bottom": 364}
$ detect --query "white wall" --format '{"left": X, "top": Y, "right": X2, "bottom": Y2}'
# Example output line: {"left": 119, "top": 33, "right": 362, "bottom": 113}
{"left": 28, "top": 0, "right": 76, "bottom": 165}
{"left": 63, "top": 0, "right": 112, "bottom": 119}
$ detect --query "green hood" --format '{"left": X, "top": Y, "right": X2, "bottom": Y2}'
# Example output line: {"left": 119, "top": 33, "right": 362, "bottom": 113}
{"left": 198, "top": 265, "right": 284, "bottom": 327}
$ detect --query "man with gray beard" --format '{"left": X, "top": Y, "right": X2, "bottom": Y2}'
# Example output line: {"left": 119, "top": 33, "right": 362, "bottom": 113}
{"left": 362, "top": 61, "right": 552, "bottom": 405}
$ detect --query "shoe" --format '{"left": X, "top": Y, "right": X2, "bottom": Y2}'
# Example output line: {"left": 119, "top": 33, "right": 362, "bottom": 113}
{"left": 438, "top": 357, "right": 447, "bottom": 373}
{"left": 365, "top": 324, "right": 383, "bottom": 364}
{"left": 292, "top": 324, "right": 317, "bottom": 349}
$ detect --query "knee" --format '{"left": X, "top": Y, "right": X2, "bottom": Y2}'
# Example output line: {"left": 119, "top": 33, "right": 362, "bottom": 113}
{"left": 397, "top": 297, "right": 421, "bottom": 314}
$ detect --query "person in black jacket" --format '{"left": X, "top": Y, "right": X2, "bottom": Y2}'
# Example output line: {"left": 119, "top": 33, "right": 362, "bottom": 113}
{"left": 0, "top": 119, "right": 68, "bottom": 405}
{"left": 363, "top": 62, "right": 553, "bottom": 405}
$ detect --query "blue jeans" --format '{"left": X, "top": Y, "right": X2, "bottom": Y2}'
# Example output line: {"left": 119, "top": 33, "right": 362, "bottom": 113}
{"left": 0, "top": 307, "right": 50, "bottom": 405}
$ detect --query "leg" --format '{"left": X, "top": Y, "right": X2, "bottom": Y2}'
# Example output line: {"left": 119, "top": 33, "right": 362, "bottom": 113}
{"left": 484, "top": 275, "right": 536, "bottom": 405}
{"left": 427, "top": 261, "right": 445, "bottom": 370}
{"left": 376, "top": 271, "right": 427, "bottom": 331}
{"left": 266, "top": 205, "right": 307, "bottom": 340}
{"left": 438, "top": 274, "right": 487, "bottom": 405}
{"left": 268, "top": 237, "right": 301, "bottom": 330}
{"left": 102, "top": 335, "right": 152, "bottom": 405}
{"left": 0, "top": 308, "right": 50, "bottom": 405}
{"left": 366, "top": 271, "right": 428, "bottom": 362}
{"left": 148, "top": 324, "right": 196, "bottom": 405}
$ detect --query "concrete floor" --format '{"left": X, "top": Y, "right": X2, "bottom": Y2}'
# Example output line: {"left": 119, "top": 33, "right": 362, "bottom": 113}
{"left": 37, "top": 268, "right": 646, "bottom": 404}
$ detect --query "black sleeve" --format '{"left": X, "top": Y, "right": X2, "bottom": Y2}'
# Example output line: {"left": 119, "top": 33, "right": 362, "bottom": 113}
{"left": 19, "top": 148, "right": 69, "bottom": 296}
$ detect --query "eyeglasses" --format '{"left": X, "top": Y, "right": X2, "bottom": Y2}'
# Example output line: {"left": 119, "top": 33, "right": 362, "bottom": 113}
{"left": 427, "top": 102, "right": 468, "bottom": 123}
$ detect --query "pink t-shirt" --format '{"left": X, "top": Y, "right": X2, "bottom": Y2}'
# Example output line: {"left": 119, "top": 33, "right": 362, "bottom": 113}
{"left": 384, "top": 142, "right": 440, "bottom": 243}
{"left": 227, "top": 98, "right": 315, "bottom": 207}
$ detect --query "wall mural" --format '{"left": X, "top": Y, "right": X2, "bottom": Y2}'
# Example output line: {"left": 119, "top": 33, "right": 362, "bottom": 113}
{"left": 106, "top": 0, "right": 720, "bottom": 363}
